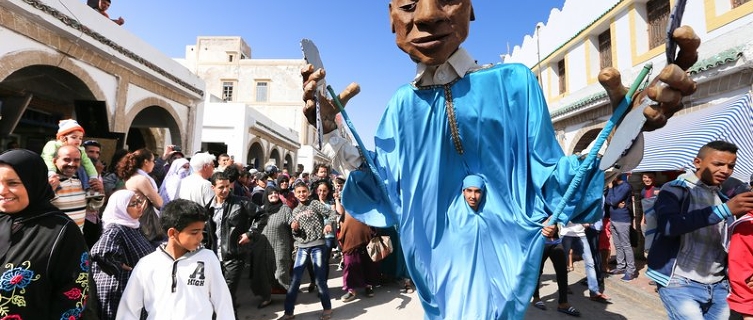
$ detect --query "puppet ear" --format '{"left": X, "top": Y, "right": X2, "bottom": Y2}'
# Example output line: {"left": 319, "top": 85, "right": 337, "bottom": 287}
{"left": 389, "top": 4, "right": 396, "bottom": 33}
{"left": 470, "top": 6, "right": 476, "bottom": 21}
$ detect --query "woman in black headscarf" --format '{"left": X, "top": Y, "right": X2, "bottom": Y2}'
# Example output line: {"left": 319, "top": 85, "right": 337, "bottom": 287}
{"left": 260, "top": 186, "right": 294, "bottom": 293}
{"left": 0, "top": 149, "right": 90, "bottom": 319}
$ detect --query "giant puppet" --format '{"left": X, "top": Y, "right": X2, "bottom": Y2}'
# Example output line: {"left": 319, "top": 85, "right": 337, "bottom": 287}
{"left": 302, "top": 1, "right": 699, "bottom": 319}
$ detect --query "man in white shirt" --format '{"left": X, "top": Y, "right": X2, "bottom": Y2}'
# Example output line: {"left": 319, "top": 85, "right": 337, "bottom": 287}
{"left": 177, "top": 152, "right": 215, "bottom": 207}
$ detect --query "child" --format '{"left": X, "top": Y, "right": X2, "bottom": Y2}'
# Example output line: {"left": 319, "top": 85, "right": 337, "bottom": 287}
{"left": 280, "top": 182, "right": 339, "bottom": 320}
{"left": 116, "top": 199, "right": 234, "bottom": 320}
{"left": 728, "top": 212, "right": 753, "bottom": 320}
{"left": 42, "top": 119, "right": 101, "bottom": 192}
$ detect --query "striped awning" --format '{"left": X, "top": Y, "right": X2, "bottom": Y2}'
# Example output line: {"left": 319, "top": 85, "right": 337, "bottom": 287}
{"left": 632, "top": 92, "right": 753, "bottom": 181}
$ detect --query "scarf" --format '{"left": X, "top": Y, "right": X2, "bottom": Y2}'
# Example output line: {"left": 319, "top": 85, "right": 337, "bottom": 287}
{"left": 102, "top": 189, "right": 140, "bottom": 229}
{"left": 159, "top": 158, "right": 190, "bottom": 205}
{"left": 0, "top": 149, "right": 58, "bottom": 259}
{"left": 262, "top": 186, "right": 284, "bottom": 214}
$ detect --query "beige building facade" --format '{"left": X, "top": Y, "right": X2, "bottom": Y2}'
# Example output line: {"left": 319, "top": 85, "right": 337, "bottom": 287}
{"left": 179, "top": 36, "right": 329, "bottom": 173}
{"left": 0, "top": 0, "right": 205, "bottom": 158}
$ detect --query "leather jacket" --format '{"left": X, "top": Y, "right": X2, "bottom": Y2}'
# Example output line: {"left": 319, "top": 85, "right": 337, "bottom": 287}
{"left": 204, "top": 195, "right": 261, "bottom": 260}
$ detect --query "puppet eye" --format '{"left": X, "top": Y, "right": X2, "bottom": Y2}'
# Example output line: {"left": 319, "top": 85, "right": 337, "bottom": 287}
{"left": 400, "top": 2, "right": 417, "bottom": 11}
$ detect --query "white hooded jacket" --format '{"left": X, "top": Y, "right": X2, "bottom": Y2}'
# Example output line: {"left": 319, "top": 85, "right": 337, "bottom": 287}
{"left": 116, "top": 246, "right": 234, "bottom": 320}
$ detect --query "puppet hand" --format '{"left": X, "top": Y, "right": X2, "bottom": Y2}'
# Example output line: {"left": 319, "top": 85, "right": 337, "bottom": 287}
{"left": 302, "top": 64, "right": 360, "bottom": 134}
{"left": 599, "top": 26, "right": 699, "bottom": 131}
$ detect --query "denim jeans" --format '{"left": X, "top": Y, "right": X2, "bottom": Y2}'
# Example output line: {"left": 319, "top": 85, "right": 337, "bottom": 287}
{"left": 284, "top": 245, "right": 331, "bottom": 315}
{"left": 658, "top": 276, "right": 730, "bottom": 320}
{"left": 575, "top": 236, "right": 600, "bottom": 294}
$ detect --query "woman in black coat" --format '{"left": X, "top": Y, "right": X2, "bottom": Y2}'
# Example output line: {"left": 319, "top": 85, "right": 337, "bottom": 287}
{"left": 0, "top": 149, "right": 90, "bottom": 319}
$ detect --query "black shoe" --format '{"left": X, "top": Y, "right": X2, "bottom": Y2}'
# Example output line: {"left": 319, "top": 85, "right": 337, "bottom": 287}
{"left": 620, "top": 274, "right": 634, "bottom": 282}
{"left": 365, "top": 286, "right": 375, "bottom": 297}
{"left": 341, "top": 291, "right": 356, "bottom": 302}
{"left": 308, "top": 283, "right": 316, "bottom": 293}
{"left": 608, "top": 269, "right": 626, "bottom": 275}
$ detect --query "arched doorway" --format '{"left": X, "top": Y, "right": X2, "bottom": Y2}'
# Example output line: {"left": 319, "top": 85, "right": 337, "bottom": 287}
{"left": 270, "top": 148, "right": 281, "bottom": 168}
{"left": 127, "top": 105, "right": 181, "bottom": 151}
{"left": 572, "top": 128, "right": 602, "bottom": 155}
{"left": 284, "top": 153, "right": 294, "bottom": 173}
{"left": 0, "top": 65, "right": 101, "bottom": 153}
{"left": 247, "top": 142, "right": 264, "bottom": 169}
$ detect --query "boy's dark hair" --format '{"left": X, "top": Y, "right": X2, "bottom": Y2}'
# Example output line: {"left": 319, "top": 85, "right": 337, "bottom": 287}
{"left": 210, "top": 172, "right": 229, "bottom": 185}
{"left": 697, "top": 140, "right": 738, "bottom": 158}
{"left": 293, "top": 181, "right": 309, "bottom": 190}
{"left": 222, "top": 165, "right": 240, "bottom": 183}
{"left": 160, "top": 199, "right": 208, "bottom": 232}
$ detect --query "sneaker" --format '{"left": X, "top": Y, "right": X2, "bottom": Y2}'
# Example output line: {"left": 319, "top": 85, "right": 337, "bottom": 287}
{"left": 608, "top": 269, "right": 626, "bottom": 275}
{"left": 620, "top": 274, "right": 634, "bottom": 282}
{"left": 336, "top": 262, "right": 344, "bottom": 271}
{"left": 341, "top": 291, "right": 356, "bottom": 302}
{"left": 365, "top": 286, "right": 375, "bottom": 297}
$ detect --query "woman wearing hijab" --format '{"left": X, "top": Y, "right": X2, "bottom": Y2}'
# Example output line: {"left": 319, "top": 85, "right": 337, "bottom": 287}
{"left": 276, "top": 175, "right": 297, "bottom": 209}
{"left": 0, "top": 149, "right": 90, "bottom": 319}
{"left": 158, "top": 158, "right": 190, "bottom": 205}
{"left": 90, "top": 189, "right": 154, "bottom": 319}
{"left": 116, "top": 148, "right": 164, "bottom": 246}
{"left": 261, "top": 186, "right": 294, "bottom": 293}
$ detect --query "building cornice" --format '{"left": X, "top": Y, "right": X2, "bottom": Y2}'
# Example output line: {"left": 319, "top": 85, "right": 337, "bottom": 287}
{"left": 21, "top": 0, "right": 204, "bottom": 97}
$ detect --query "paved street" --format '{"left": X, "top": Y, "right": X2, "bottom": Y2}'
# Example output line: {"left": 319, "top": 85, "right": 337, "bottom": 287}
{"left": 235, "top": 257, "right": 667, "bottom": 320}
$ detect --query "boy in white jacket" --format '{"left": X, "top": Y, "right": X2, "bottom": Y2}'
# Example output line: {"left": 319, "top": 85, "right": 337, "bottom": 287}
{"left": 117, "top": 199, "right": 234, "bottom": 320}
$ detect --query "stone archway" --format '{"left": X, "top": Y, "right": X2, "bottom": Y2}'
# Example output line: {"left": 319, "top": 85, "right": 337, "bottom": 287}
{"left": 570, "top": 127, "right": 604, "bottom": 155}
{"left": 270, "top": 148, "right": 281, "bottom": 168}
{"left": 124, "top": 99, "right": 183, "bottom": 151}
{"left": 284, "top": 153, "right": 294, "bottom": 173}
{"left": 247, "top": 141, "right": 265, "bottom": 169}
{"left": 0, "top": 51, "right": 107, "bottom": 152}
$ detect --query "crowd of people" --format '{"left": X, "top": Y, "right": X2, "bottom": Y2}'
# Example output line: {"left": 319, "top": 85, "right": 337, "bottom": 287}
{"left": 3, "top": 0, "right": 753, "bottom": 319}
{"left": 0, "top": 118, "right": 415, "bottom": 319}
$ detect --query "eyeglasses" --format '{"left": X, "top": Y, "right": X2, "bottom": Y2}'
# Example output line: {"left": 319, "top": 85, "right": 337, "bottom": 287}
{"left": 128, "top": 198, "right": 146, "bottom": 207}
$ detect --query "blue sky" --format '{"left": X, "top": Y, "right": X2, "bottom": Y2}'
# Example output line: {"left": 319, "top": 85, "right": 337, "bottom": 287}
{"left": 113, "top": 1, "right": 565, "bottom": 149}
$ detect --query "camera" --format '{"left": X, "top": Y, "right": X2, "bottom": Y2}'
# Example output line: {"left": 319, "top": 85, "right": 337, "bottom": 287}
{"left": 173, "top": 145, "right": 182, "bottom": 152}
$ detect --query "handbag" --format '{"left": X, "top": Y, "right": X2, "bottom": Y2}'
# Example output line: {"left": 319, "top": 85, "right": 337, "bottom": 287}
{"left": 366, "top": 235, "right": 393, "bottom": 262}
{"left": 139, "top": 204, "right": 166, "bottom": 243}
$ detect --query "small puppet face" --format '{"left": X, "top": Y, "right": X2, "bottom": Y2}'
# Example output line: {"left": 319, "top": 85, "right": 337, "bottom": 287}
{"left": 389, "top": 0, "right": 474, "bottom": 66}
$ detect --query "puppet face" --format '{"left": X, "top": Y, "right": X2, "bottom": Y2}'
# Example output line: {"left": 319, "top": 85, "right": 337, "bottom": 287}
{"left": 390, "top": 0, "right": 474, "bottom": 66}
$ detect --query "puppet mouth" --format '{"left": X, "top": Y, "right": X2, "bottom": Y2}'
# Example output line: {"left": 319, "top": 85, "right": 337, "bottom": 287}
{"left": 411, "top": 34, "right": 450, "bottom": 49}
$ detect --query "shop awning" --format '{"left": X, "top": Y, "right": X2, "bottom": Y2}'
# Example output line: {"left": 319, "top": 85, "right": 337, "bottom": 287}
{"left": 632, "top": 92, "right": 753, "bottom": 181}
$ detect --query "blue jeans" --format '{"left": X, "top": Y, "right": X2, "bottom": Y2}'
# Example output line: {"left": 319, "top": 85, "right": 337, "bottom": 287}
{"left": 658, "top": 276, "right": 730, "bottom": 320}
{"left": 284, "top": 245, "right": 331, "bottom": 315}
{"left": 576, "top": 236, "right": 600, "bottom": 294}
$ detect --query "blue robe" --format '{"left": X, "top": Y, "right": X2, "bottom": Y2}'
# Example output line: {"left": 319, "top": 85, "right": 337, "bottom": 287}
{"left": 342, "top": 63, "right": 604, "bottom": 319}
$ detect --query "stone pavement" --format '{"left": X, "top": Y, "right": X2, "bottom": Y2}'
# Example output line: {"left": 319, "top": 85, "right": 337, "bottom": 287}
{"left": 235, "top": 254, "right": 667, "bottom": 320}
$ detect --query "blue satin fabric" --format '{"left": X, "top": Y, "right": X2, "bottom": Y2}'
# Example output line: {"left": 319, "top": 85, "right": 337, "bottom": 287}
{"left": 342, "top": 63, "right": 604, "bottom": 319}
